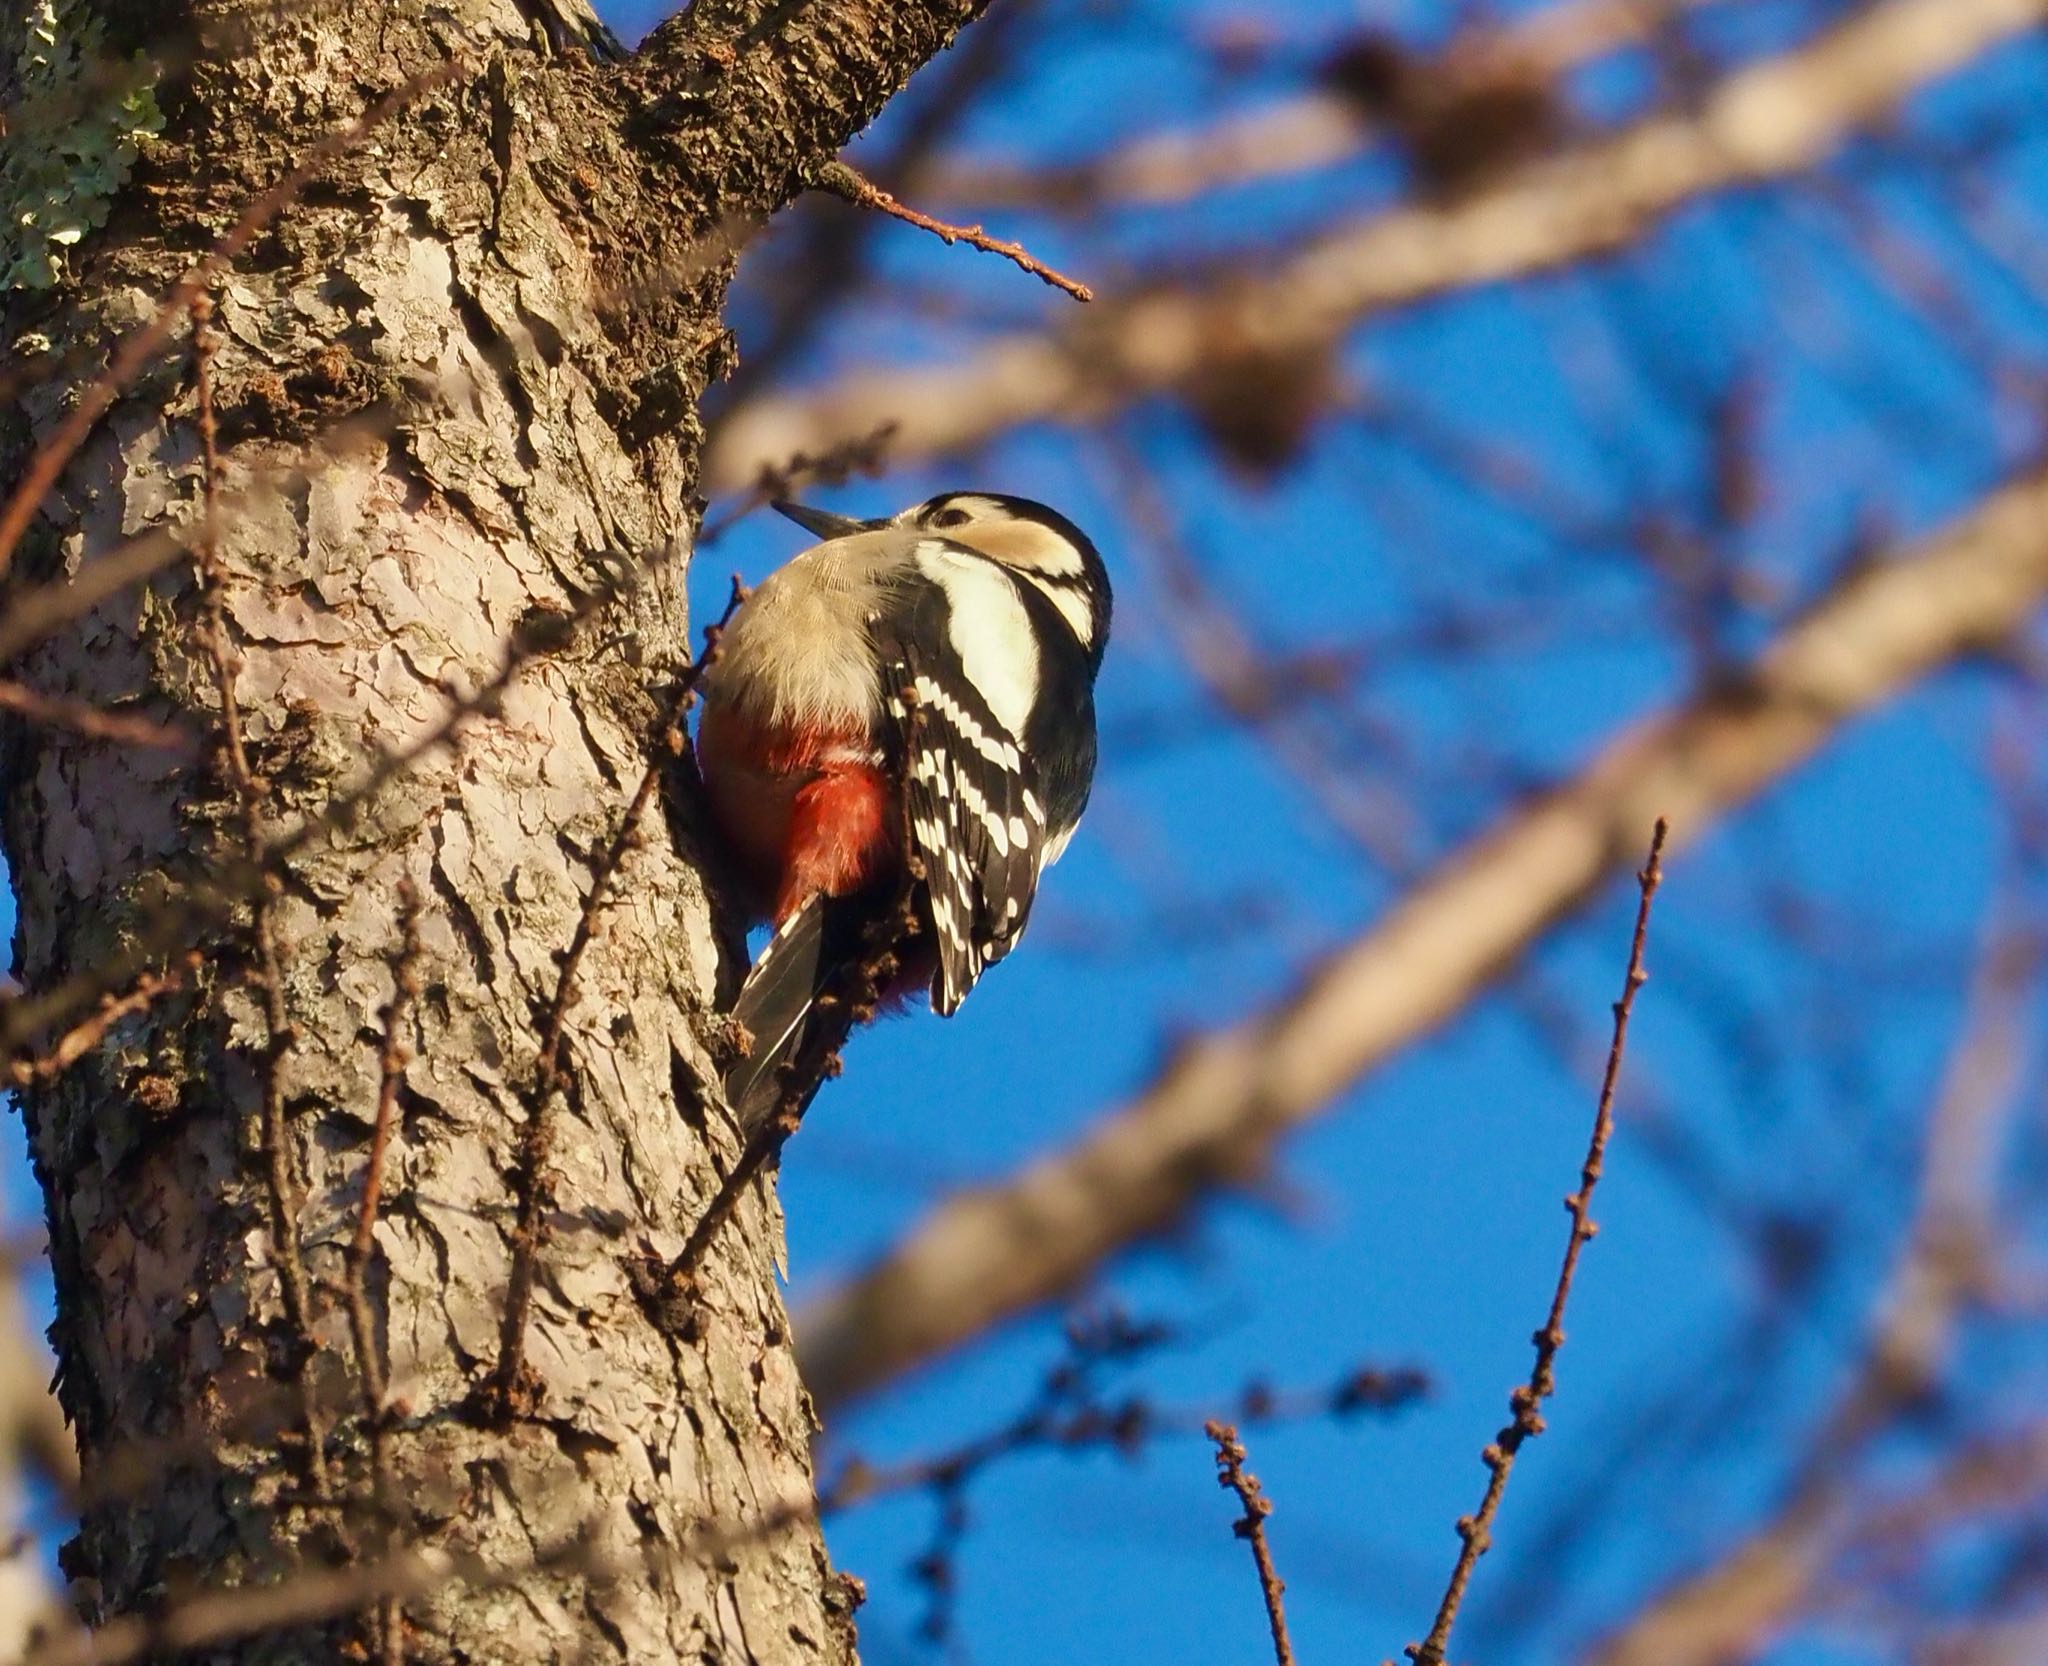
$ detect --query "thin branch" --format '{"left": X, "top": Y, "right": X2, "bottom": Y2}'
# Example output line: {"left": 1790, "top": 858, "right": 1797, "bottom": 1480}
{"left": 1586, "top": 891, "right": 2047, "bottom": 1666}
{"left": 661, "top": 683, "right": 933, "bottom": 1292}
{"left": 657, "top": 1105, "right": 798, "bottom": 1292}
{"left": 814, "top": 160, "right": 1093, "bottom": 301}
{"left": 344, "top": 881, "right": 424, "bottom": 1666}
{"left": 656, "top": 870, "right": 921, "bottom": 1293}
{"left": 485, "top": 584, "right": 744, "bottom": 1421}
{"left": 21, "top": 1336, "right": 1414, "bottom": 1666}
{"left": 697, "top": 423, "right": 897, "bottom": 546}
{"left": 924, "top": 0, "right": 1724, "bottom": 211}
{"left": 1104, "top": 432, "right": 1415, "bottom": 869}
{"left": 49, "top": 1394, "right": 2039, "bottom": 1666}
{"left": 13, "top": 1487, "right": 826, "bottom": 1666}
{"left": 1402, "top": 818, "right": 1665, "bottom": 1666}
{"left": 190, "top": 294, "right": 328, "bottom": 1499}
{"left": 792, "top": 462, "right": 2048, "bottom": 1411}
{"left": 924, "top": 90, "right": 1370, "bottom": 213}
{"left": 5, "top": 960, "right": 195, "bottom": 1087}
{"left": 821, "top": 1351, "right": 1425, "bottom": 1516}
{"left": 16, "top": 1516, "right": 712, "bottom": 1666}
{"left": 710, "top": 0, "right": 1038, "bottom": 412}
{"left": 1207, "top": 1422, "right": 1298, "bottom": 1666}
{"left": 0, "top": 525, "right": 188, "bottom": 669}
{"left": 0, "top": 403, "right": 402, "bottom": 677}
{"left": 345, "top": 882, "right": 423, "bottom": 1417}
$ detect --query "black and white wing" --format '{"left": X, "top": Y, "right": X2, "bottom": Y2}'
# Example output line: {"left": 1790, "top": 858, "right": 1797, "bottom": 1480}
{"left": 881, "top": 548, "right": 1053, "bottom": 1015}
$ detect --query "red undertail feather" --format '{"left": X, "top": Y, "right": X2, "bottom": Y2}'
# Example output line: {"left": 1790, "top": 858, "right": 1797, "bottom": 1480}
{"left": 698, "top": 703, "right": 898, "bottom": 922}
{"left": 775, "top": 765, "right": 895, "bottom": 923}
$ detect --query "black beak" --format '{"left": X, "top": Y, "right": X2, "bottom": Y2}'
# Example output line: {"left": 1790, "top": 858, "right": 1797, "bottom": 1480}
{"left": 771, "top": 500, "right": 878, "bottom": 540}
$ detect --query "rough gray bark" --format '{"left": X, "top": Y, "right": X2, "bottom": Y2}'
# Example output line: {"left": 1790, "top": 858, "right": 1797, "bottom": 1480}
{"left": 0, "top": 1, "right": 984, "bottom": 1659}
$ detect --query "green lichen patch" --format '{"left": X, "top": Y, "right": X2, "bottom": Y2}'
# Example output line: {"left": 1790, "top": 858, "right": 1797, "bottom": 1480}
{"left": 3, "top": 0, "right": 163, "bottom": 290}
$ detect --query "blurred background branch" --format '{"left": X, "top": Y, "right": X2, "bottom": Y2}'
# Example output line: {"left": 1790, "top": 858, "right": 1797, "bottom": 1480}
{"left": 705, "top": 0, "right": 2043, "bottom": 491}
{"left": 0, "top": 1257, "right": 75, "bottom": 1666}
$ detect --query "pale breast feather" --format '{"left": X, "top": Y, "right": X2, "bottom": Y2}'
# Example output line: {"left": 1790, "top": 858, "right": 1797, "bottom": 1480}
{"left": 707, "top": 536, "right": 903, "bottom": 728}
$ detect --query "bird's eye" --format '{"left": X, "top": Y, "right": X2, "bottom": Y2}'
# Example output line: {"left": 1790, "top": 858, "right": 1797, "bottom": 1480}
{"left": 930, "top": 507, "right": 974, "bottom": 529}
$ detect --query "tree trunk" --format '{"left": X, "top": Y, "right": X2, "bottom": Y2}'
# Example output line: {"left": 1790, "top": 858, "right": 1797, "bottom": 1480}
{"left": 0, "top": 2, "right": 981, "bottom": 1659}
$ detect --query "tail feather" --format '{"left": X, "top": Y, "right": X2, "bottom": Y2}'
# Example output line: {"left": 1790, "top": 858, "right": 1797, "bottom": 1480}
{"left": 724, "top": 896, "right": 864, "bottom": 1137}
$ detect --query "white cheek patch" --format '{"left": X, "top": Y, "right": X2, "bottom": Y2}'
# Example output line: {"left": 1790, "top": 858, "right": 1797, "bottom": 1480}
{"left": 916, "top": 546, "right": 1039, "bottom": 739}
{"left": 1019, "top": 572, "right": 1095, "bottom": 651}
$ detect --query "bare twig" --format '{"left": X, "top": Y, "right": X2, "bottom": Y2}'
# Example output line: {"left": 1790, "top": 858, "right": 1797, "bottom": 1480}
{"left": 832, "top": 1321, "right": 1415, "bottom": 1649}
{"left": 486, "top": 584, "right": 744, "bottom": 1422}
{"left": 23, "top": 1325, "right": 1413, "bottom": 1666}
{"left": 0, "top": 526, "right": 188, "bottom": 669}
{"left": 0, "top": 59, "right": 465, "bottom": 579}
{"left": 14, "top": 1481, "right": 822, "bottom": 1666}
{"left": 344, "top": 881, "right": 424, "bottom": 1666}
{"left": 1587, "top": 887, "right": 2046, "bottom": 1666}
{"left": 5, "top": 960, "right": 195, "bottom": 1086}
{"left": 345, "top": 883, "right": 423, "bottom": 1419}
{"left": 821, "top": 1346, "right": 1425, "bottom": 1516}
{"left": 711, "top": 0, "right": 1036, "bottom": 413}
{"left": 658, "top": 884, "right": 917, "bottom": 1289}
{"left": 1401, "top": 818, "right": 1666, "bottom": 1666}
{"left": 925, "top": 0, "right": 1724, "bottom": 211}
{"left": 0, "top": 405, "right": 398, "bottom": 677}
{"left": 659, "top": 1102, "right": 799, "bottom": 1291}
{"left": 1106, "top": 434, "right": 1414, "bottom": 868}
{"left": 47, "top": 1389, "right": 2038, "bottom": 1666}
{"left": 697, "top": 423, "right": 897, "bottom": 547}
{"left": 1207, "top": 1422, "right": 1298, "bottom": 1666}
{"left": 190, "top": 295, "right": 328, "bottom": 1500}
{"left": 814, "top": 159, "right": 1093, "bottom": 302}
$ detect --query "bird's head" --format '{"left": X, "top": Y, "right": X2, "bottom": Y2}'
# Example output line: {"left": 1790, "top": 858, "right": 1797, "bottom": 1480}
{"left": 772, "top": 491, "right": 1111, "bottom": 669}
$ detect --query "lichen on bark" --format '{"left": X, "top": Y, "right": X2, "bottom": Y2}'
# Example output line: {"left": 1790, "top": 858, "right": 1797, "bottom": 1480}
{"left": 2, "top": 0, "right": 163, "bottom": 291}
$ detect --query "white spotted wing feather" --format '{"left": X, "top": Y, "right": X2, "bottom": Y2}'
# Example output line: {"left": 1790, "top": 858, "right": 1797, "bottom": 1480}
{"left": 887, "top": 545, "right": 1053, "bottom": 1015}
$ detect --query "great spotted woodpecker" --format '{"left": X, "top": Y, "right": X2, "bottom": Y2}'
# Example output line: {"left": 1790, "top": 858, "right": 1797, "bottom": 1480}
{"left": 696, "top": 492, "right": 1111, "bottom": 1132}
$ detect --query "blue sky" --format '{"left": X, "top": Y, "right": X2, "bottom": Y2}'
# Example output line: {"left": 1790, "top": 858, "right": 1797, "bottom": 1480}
{"left": 11, "top": 2, "right": 2048, "bottom": 1662}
